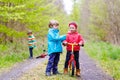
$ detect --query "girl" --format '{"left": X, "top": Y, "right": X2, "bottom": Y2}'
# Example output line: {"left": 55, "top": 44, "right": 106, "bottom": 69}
{"left": 63, "top": 22, "right": 84, "bottom": 77}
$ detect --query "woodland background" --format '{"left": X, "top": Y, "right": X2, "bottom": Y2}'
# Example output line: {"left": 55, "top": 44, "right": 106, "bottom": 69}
{"left": 0, "top": 0, "right": 120, "bottom": 80}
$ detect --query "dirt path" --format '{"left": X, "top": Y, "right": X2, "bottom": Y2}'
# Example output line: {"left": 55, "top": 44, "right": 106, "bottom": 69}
{"left": 78, "top": 48, "right": 114, "bottom": 80}
{"left": 0, "top": 57, "right": 48, "bottom": 80}
{"left": 0, "top": 49, "right": 114, "bottom": 80}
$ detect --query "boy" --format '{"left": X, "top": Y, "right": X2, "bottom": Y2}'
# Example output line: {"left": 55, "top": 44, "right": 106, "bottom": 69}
{"left": 63, "top": 22, "right": 84, "bottom": 77}
{"left": 45, "top": 20, "right": 66, "bottom": 76}
{"left": 27, "top": 31, "right": 36, "bottom": 59}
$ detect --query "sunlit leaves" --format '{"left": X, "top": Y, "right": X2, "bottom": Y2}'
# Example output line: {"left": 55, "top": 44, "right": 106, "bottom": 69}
{"left": 0, "top": 0, "right": 28, "bottom": 4}
{"left": 0, "top": 24, "right": 25, "bottom": 38}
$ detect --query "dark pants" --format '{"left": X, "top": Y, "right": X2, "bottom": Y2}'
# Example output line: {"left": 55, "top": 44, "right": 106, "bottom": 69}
{"left": 29, "top": 47, "right": 33, "bottom": 58}
{"left": 46, "top": 52, "right": 60, "bottom": 73}
{"left": 64, "top": 51, "right": 80, "bottom": 69}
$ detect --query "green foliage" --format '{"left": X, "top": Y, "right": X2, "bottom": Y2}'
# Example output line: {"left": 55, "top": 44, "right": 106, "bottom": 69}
{"left": 85, "top": 41, "right": 120, "bottom": 80}
{"left": 0, "top": 24, "right": 25, "bottom": 38}
{"left": 88, "top": 24, "right": 107, "bottom": 41}
{"left": 0, "top": 52, "right": 27, "bottom": 68}
{"left": 0, "top": 44, "right": 8, "bottom": 52}
{"left": 0, "top": 39, "right": 44, "bottom": 68}
{"left": 85, "top": 41, "right": 120, "bottom": 60}
{"left": 0, "top": 0, "right": 28, "bottom": 4}
{"left": 107, "top": 45, "right": 120, "bottom": 60}
{"left": 90, "top": 0, "right": 107, "bottom": 19}
{"left": 69, "top": 1, "right": 81, "bottom": 33}
{"left": 0, "top": 3, "right": 26, "bottom": 21}
{"left": 70, "top": 2, "right": 80, "bottom": 22}
{"left": 88, "top": 0, "right": 108, "bottom": 41}
{"left": 90, "top": 0, "right": 107, "bottom": 26}
{"left": 0, "top": 0, "right": 69, "bottom": 42}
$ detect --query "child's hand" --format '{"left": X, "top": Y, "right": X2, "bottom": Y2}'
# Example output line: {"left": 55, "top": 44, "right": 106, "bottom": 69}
{"left": 33, "top": 42, "right": 37, "bottom": 48}
{"left": 78, "top": 43, "right": 84, "bottom": 47}
{"left": 62, "top": 42, "right": 67, "bottom": 46}
{"left": 28, "top": 44, "right": 32, "bottom": 46}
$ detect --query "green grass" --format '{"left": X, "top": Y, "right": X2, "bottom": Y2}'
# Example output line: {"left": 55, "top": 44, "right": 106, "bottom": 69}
{"left": 0, "top": 53, "right": 25, "bottom": 67}
{"left": 84, "top": 41, "right": 120, "bottom": 80}
{"left": 0, "top": 39, "right": 46, "bottom": 71}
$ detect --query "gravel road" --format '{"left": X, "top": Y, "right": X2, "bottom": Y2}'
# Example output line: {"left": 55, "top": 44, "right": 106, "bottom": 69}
{"left": 0, "top": 49, "right": 114, "bottom": 80}
{"left": 0, "top": 57, "right": 48, "bottom": 80}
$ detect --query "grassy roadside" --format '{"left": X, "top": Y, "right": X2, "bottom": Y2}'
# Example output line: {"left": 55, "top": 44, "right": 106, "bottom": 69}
{"left": 18, "top": 52, "right": 78, "bottom": 80}
{"left": 0, "top": 41, "right": 78, "bottom": 80}
{"left": 84, "top": 41, "right": 120, "bottom": 80}
{"left": 0, "top": 39, "right": 45, "bottom": 74}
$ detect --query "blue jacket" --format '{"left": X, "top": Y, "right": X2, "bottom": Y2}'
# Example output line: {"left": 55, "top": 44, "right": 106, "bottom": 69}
{"left": 47, "top": 28, "right": 66, "bottom": 55}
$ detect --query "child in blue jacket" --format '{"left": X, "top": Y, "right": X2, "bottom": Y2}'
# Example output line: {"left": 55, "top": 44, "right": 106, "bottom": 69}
{"left": 45, "top": 20, "right": 66, "bottom": 76}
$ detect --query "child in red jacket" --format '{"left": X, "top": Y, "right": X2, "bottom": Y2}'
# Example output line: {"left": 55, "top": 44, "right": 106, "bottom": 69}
{"left": 63, "top": 22, "right": 84, "bottom": 77}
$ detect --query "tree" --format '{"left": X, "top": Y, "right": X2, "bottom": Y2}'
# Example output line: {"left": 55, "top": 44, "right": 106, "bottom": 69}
{"left": 0, "top": 0, "right": 69, "bottom": 43}
{"left": 104, "top": 0, "right": 120, "bottom": 45}
{"left": 70, "top": 0, "right": 81, "bottom": 33}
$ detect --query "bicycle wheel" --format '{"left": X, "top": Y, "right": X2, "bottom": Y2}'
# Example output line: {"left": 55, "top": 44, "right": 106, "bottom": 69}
{"left": 71, "top": 61, "right": 75, "bottom": 76}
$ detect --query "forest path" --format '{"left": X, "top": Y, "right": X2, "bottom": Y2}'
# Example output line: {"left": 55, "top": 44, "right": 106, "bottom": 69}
{"left": 0, "top": 48, "right": 114, "bottom": 80}
{"left": 0, "top": 57, "right": 48, "bottom": 80}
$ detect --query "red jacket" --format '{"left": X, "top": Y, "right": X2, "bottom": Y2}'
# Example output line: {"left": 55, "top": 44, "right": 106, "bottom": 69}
{"left": 64, "top": 31, "right": 84, "bottom": 51}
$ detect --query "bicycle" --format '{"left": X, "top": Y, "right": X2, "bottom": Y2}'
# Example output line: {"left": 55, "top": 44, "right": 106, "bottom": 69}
{"left": 67, "top": 43, "right": 78, "bottom": 76}
{"left": 36, "top": 44, "right": 47, "bottom": 59}
{"left": 63, "top": 42, "right": 84, "bottom": 76}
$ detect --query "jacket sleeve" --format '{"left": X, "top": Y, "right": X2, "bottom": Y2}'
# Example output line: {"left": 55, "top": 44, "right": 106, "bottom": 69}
{"left": 63, "top": 34, "right": 69, "bottom": 43}
{"left": 59, "top": 35, "right": 66, "bottom": 42}
{"left": 48, "top": 32, "right": 66, "bottom": 41}
{"left": 78, "top": 34, "right": 84, "bottom": 44}
{"left": 32, "top": 36, "right": 36, "bottom": 43}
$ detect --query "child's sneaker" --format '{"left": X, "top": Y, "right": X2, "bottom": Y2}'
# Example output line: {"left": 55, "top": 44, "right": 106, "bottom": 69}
{"left": 76, "top": 69, "right": 81, "bottom": 77}
{"left": 29, "top": 57, "right": 33, "bottom": 59}
{"left": 46, "top": 72, "right": 51, "bottom": 76}
{"left": 53, "top": 71, "right": 61, "bottom": 75}
{"left": 64, "top": 68, "right": 68, "bottom": 74}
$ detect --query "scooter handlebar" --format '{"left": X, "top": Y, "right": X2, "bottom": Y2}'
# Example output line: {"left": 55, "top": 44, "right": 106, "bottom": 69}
{"left": 62, "top": 42, "right": 84, "bottom": 47}
{"left": 67, "top": 43, "right": 78, "bottom": 46}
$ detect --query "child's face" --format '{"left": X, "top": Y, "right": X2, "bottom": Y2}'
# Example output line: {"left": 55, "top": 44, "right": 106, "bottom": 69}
{"left": 69, "top": 25, "right": 76, "bottom": 33}
{"left": 27, "top": 33, "right": 32, "bottom": 36}
{"left": 52, "top": 24, "right": 59, "bottom": 29}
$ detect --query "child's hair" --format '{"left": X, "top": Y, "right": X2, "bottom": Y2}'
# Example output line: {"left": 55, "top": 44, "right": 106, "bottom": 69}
{"left": 48, "top": 20, "right": 59, "bottom": 28}
{"left": 27, "top": 30, "right": 32, "bottom": 34}
{"left": 69, "top": 22, "right": 78, "bottom": 29}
